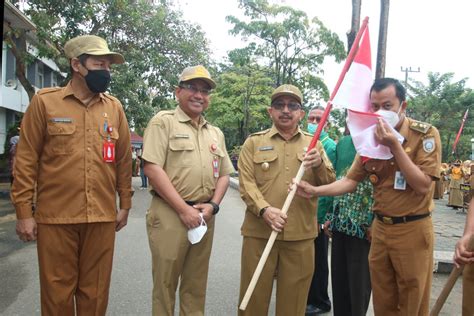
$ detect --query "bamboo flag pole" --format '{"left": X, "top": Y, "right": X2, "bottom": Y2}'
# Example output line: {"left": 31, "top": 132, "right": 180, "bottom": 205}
{"left": 430, "top": 234, "right": 474, "bottom": 316}
{"left": 239, "top": 17, "right": 370, "bottom": 311}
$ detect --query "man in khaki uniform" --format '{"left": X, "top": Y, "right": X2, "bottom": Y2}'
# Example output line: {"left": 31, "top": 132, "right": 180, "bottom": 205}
{"left": 12, "top": 35, "right": 132, "bottom": 315}
{"left": 238, "top": 84, "right": 335, "bottom": 316}
{"left": 295, "top": 78, "right": 441, "bottom": 315}
{"left": 454, "top": 168, "right": 474, "bottom": 316}
{"left": 142, "top": 65, "right": 234, "bottom": 315}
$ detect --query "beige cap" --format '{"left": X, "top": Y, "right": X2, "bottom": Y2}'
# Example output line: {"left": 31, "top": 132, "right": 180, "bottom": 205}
{"left": 271, "top": 84, "right": 303, "bottom": 104}
{"left": 179, "top": 65, "right": 216, "bottom": 89}
{"left": 64, "top": 35, "right": 125, "bottom": 64}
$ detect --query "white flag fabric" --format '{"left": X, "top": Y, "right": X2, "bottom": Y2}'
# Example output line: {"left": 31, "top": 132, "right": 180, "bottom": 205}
{"left": 347, "top": 110, "right": 404, "bottom": 160}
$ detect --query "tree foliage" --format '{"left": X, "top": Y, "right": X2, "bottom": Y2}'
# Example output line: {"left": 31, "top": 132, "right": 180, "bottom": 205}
{"left": 9, "top": 0, "right": 212, "bottom": 129}
{"left": 226, "top": 0, "right": 346, "bottom": 103}
{"left": 207, "top": 58, "right": 273, "bottom": 150}
{"left": 408, "top": 72, "right": 473, "bottom": 161}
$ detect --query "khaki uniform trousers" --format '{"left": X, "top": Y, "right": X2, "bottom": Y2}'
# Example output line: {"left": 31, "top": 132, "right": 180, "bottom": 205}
{"left": 37, "top": 222, "right": 116, "bottom": 316}
{"left": 369, "top": 217, "right": 433, "bottom": 316}
{"left": 146, "top": 197, "right": 215, "bottom": 316}
{"left": 463, "top": 263, "right": 474, "bottom": 316}
{"left": 239, "top": 236, "right": 314, "bottom": 316}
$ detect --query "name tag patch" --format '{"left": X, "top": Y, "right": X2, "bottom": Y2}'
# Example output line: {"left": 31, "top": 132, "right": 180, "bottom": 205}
{"left": 50, "top": 118, "right": 73, "bottom": 123}
{"left": 174, "top": 134, "right": 190, "bottom": 139}
{"left": 258, "top": 146, "right": 274, "bottom": 151}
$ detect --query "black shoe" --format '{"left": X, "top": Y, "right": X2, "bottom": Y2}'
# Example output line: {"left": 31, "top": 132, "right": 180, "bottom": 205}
{"left": 305, "top": 304, "right": 331, "bottom": 315}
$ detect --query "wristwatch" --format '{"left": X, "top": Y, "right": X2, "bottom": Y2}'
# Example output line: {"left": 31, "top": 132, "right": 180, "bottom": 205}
{"left": 259, "top": 207, "right": 268, "bottom": 217}
{"left": 208, "top": 201, "right": 220, "bottom": 215}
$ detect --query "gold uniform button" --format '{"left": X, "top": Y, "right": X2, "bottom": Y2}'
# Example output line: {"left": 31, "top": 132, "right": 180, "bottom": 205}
{"left": 369, "top": 174, "right": 379, "bottom": 184}
{"left": 261, "top": 162, "right": 270, "bottom": 171}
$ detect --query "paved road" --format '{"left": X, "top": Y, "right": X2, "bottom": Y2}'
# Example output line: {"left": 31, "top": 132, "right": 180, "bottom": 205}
{"left": 0, "top": 178, "right": 467, "bottom": 315}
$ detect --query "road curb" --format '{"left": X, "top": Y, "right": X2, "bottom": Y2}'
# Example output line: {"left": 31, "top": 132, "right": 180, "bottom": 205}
{"left": 434, "top": 250, "right": 455, "bottom": 274}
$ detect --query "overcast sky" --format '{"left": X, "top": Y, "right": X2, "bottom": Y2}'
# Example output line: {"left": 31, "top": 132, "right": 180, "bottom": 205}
{"left": 176, "top": 0, "right": 474, "bottom": 94}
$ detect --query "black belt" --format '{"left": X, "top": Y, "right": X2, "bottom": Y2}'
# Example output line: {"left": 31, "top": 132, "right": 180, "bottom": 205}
{"left": 375, "top": 212, "right": 431, "bottom": 225}
{"left": 153, "top": 191, "right": 205, "bottom": 205}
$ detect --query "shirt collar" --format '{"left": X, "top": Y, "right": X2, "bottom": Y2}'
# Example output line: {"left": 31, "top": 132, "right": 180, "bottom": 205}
{"left": 269, "top": 124, "right": 304, "bottom": 140}
{"left": 398, "top": 116, "right": 410, "bottom": 141}
{"left": 175, "top": 106, "right": 208, "bottom": 127}
{"left": 62, "top": 80, "right": 105, "bottom": 105}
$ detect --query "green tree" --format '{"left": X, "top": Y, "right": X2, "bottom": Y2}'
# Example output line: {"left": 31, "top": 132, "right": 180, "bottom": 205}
{"left": 226, "top": 0, "right": 346, "bottom": 103}
{"left": 7, "top": 0, "right": 211, "bottom": 129}
{"left": 207, "top": 58, "right": 273, "bottom": 150}
{"left": 408, "top": 72, "right": 473, "bottom": 161}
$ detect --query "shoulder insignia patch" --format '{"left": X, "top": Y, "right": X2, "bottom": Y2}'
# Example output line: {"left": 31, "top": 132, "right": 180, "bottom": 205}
{"left": 409, "top": 120, "right": 431, "bottom": 134}
{"left": 250, "top": 129, "right": 270, "bottom": 137}
{"left": 156, "top": 110, "right": 174, "bottom": 117}
{"left": 37, "top": 87, "right": 61, "bottom": 95}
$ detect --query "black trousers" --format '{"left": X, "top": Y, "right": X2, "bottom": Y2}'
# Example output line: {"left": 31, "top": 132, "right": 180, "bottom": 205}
{"left": 331, "top": 231, "right": 372, "bottom": 316}
{"left": 307, "top": 232, "right": 331, "bottom": 310}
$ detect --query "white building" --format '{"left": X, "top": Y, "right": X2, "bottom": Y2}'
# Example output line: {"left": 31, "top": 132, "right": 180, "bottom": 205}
{"left": 1, "top": 1, "right": 64, "bottom": 154}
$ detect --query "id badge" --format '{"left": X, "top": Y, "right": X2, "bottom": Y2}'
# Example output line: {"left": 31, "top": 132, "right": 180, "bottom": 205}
{"left": 103, "top": 141, "right": 115, "bottom": 163}
{"left": 394, "top": 171, "right": 406, "bottom": 190}
{"left": 212, "top": 156, "right": 219, "bottom": 178}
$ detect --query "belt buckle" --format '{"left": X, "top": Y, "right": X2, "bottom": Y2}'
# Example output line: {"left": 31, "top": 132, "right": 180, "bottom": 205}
{"left": 382, "top": 216, "right": 393, "bottom": 225}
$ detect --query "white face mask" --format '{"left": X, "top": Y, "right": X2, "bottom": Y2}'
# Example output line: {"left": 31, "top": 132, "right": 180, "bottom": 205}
{"left": 376, "top": 104, "right": 403, "bottom": 127}
{"left": 187, "top": 214, "right": 207, "bottom": 244}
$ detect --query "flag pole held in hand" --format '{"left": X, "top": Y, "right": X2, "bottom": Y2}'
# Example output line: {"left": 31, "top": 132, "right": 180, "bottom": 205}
{"left": 239, "top": 17, "right": 370, "bottom": 311}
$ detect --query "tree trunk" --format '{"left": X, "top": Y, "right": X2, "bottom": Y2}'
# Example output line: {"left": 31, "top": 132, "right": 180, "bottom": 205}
{"left": 347, "top": 0, "right": 362, "bottom": 53}
{"left": 3, "top": 31, "right": 36, "bottom": 101}
{"left": 376, "top": 0, "right": 390, "bottom": 79}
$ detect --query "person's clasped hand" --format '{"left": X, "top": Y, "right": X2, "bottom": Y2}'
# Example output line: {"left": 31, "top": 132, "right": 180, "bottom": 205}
{"left": 302, "top": 148, "right": 322, "bottom": 170}
{"left": 453, "top": 233, "right": 474, "bottom": 268}
{"left": 375, "top": 118, "right": 399, "bottom": 148}
{"left": 262, "top": 207, "right": 287, "bottom": 233}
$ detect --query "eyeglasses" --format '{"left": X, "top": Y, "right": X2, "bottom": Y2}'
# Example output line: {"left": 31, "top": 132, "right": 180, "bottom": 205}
{"left": 271, "top": 101, "right": 301, "bottom": 111}
{"left": 307, "top": 116, "right": 321, "bottom": 123}
{"left": 179, "top": 83, "right": 212, "bottom": 96}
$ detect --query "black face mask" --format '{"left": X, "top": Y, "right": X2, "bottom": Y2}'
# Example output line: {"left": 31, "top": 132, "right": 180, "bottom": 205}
{"left": 84, "top": 69, "right": 111, "bottom": 93}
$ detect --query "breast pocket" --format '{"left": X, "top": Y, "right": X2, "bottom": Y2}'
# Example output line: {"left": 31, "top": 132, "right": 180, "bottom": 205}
{"left": 168, "top": 138, "right": 195, "bottom": 166}
{"left": 253, "top": 151, "right": 279, "bottom": 182}
{"left": 47, "top": 122, "right": 77, "bottom": 155}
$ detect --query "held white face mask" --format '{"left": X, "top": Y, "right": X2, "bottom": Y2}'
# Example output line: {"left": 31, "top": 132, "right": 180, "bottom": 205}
{"left": 376, "top": 105, "right": 402, "bottom": 127}
{"left": 187, "top": 214, "right": 207, "bottom": 245}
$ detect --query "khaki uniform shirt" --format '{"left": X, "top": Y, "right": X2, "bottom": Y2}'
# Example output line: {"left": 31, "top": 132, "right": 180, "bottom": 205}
{"left": 238, "top": 126, "right": 336, "bottom": 241}
{"left": 12, "top": 82, "right": 133, "bottom": 223}
{"left": 142, "top": 106, "right": 234, "bottom": 202}
{"left": 347, "top": 117, "right": 441, "bottom": 217}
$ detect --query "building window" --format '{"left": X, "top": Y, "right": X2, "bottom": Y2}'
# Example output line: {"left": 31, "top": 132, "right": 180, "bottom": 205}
{"left": 51, "top": 72, "right": 57, "bottom": 87}
{"left": 37, "top": 62, "right": 44, "bottom": 88}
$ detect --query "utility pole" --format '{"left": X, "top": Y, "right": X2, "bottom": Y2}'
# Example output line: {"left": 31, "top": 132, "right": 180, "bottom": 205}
{"left": 400, "top": 66, "right": 420, "bottom": 87}
{"left": 376, "top": 0, "right": 390, "bottom": 79}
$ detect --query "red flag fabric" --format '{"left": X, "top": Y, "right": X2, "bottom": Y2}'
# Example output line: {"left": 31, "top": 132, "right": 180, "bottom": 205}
{"left": 332, "top": 26, "right": 372, "bottom": 112}
{"left": 452, "top": 109, "right": 469, "bottom": 154}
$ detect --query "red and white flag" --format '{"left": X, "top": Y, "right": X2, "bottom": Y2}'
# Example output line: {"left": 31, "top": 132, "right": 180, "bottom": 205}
{"left": 331, "top": 26, "right": 404, "bottom": 159}
{"left": 452, "top": 109, "right": 469, "bottom": 154}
